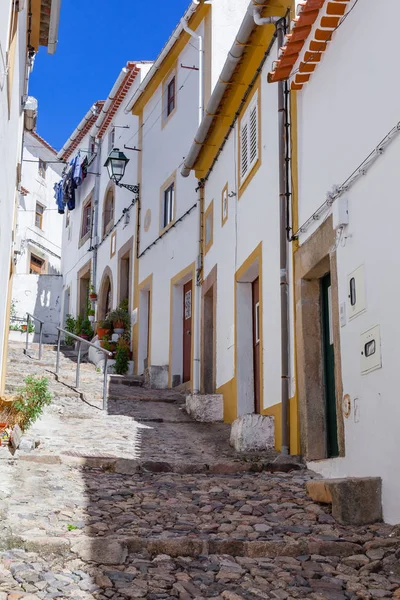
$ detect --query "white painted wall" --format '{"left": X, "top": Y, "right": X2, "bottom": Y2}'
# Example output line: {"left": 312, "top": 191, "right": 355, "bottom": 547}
{"left": 11, "top": 274, "right": 63, "bottom": 342}
{"left": 0, "top": 2, "right": 28, "bottom": 384}
{"left": 202, "top": 46, "right": 290, "bottom": 415}
{"left": 61, "top": 64, "right": 151, "bottom": 324}
{"left": 16, "top": 132, "right": 63, "bottom": 274}
{"left": 296, "top": 0, "right": 400, "bottom": 523}
{"left": 138, "top": 21, "right": 203, "bottom": 374}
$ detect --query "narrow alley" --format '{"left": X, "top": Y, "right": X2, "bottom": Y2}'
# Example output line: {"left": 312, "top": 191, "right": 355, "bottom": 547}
{"left": 0, "top": 343, "right": 398, "bottom": 600}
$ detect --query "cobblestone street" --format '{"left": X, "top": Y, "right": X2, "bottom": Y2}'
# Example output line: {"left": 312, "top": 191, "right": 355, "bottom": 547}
{"left": 0, "top": 343, "right": 399, "bottom": 600}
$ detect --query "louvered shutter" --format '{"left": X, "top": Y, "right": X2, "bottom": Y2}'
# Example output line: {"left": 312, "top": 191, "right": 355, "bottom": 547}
{"left": 240, "top": 121, "right": 249, "bottom": 181}
{"left": 249, "top": 101, "right": 258, "bottom": 167}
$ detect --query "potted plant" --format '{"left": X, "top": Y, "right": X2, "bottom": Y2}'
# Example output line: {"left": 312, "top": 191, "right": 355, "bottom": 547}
{"left": 21, "top": 324, "right": 27, "bottom": 332}
{"left": 80, "top": 318, "right": 93, "bottom": 341}
{"left": 109, "top": 308, "right": 130, "bottom": 334}
{"left": 89, "top": 284, "right": 97, "bottom": 301}
{"left": 97, "top": 319, "right": 111, "bottom": 340}
{"left": 88, "top": 308, "right": 95, "bottom": 323}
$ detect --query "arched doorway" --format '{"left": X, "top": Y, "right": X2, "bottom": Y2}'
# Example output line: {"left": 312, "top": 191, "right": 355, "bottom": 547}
{"left": 98, "top": 267, "right": 113, "bottom": 321}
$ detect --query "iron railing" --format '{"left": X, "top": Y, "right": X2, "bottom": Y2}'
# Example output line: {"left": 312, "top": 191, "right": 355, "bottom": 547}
{"left": 24, "top": 312, "right": 44, "bottom": 360}
{"left": 56, "top": 327, "right": 112, "bottom": 410}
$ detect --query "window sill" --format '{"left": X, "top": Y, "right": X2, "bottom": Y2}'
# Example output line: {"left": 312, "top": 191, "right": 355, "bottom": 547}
{"left": 78, "top": 231, "right": 91, "bottom": 249}
{"left": 238, "top": 158, "right": 261, "bottom": 200}
{"left": 159, "top": 219, "right": 175, "bottom": 236}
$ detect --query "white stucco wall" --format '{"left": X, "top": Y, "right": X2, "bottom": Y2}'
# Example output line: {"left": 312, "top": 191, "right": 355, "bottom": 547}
{"left": 138, "top": 21, "right": 203, "bottom": 373}
{"left": 11, "top": 274, "right": 63, "bottom": 342}
{"left": 0, "top": 2, "right": 28, "bottom": 384}
{"left": 201, "top": 44, "right": 293, "bottom": 416}
{"left": 16, "top": 132, "right": 63, "bottom": 275}
{"left": 296, "top": 0, "right": 400, "bottom": 523}
{"left": 60, "top": 64, "right": 151, "bottom": 324}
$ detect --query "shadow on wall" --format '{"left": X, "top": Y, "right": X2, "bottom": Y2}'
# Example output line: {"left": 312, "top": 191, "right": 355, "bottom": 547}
{"left": 11, "top": 274, "right": 63, "bottom": 344}
{"left": 32, "top": 275, "right": 63, "bottom": 343}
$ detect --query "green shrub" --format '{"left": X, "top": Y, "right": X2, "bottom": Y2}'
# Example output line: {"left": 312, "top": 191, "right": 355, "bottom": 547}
{"left": 115, "top": 340, "right": 130, "bottom": 375}
{"left": 14, "top": 376, "right": 52, "bottom": 431}
{"left": 65, "top": 314, "right": 76, "bottom": 345}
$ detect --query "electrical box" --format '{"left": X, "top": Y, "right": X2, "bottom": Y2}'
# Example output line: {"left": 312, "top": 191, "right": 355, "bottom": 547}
{"left": 347, "top": 264, "right": 366, "bottom": 320}
{"left": 360, "top": 325, "right": 382, "bottom": 375}
{"left": 332, "top": 196, "right": 349, "bottom": 230}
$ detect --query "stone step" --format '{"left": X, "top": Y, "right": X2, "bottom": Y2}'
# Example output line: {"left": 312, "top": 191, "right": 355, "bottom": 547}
{"left": 306, "top": 477, "right": 382, "bottom": 525}
{"left": 109, "top": 375, "right": 144, "bottom": 387}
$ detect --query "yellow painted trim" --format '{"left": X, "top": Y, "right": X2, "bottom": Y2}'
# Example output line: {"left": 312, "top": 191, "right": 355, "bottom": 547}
{"left": 30, "top": 0, "right": 42, "bottom": 51}
{"left": 221, "top": 182, "right": 228, "bottom": 227}
{"left": 204, "top": 199, "right": 213, "bottom": 255}
{"left": 138, "top": 274, "right": 153, "bottom": 369}
{"left": 193, "top": 5, "right": 291, "bottom": 178}
{"left": 159, "top": 171, "right": 177, "bottom": 235}
{"left": 132, "top": 113, "right": 143, "bottom": 375}
{"left": 238, "top": 79, "right": 261, "bottom": 200}
{"left": 216, "top": 377, "right": 237, "bottom": 423}
{"left": 131, "top": 5, "right": 210, "bottom": 115}
{"left": 161, "top": 63, "right": 178, "bottom": 129}
{"left": 168, "top": 261, "right": 196, "bottom": 390}
{"left": 235, "top": 241, "right": 264, "bottom": 416}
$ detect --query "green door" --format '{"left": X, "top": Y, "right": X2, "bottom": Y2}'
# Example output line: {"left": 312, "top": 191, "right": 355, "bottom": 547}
{"left": 321, "top": 273, "right": 339, "bottom": 458}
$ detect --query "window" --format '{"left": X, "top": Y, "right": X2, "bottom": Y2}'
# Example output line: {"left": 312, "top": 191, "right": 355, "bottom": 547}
{"left": 167, "top": 77, "right": 176, "bottom": 116}
{"left": 239, "top": 92, "right": 259, "bottom": 185}
{"left": 205, "top": 200, "right": 214, "bottom": 254}
{"left": 38, "top": 159, "right": 47, "bottom": 179}
{"left": 108, "top": 127, "right": 115, "bottom": 155}
{"left": 221, "top": 184, "right": 228, "bottom": 226}
{"left": 35, "top": 203, "right": 44, "bottom": 229}
{"left": 81, "top": 199, "right": 92, "bottom": 239}
{"left": 163, "top": 182, "right": 174, "bottom": 229}
{"left": 103, "top": 188, "right": 114, "bottom": 237}
{"left": 30, "top": 253, "right": 45, "bottom": 274}
{"left": 88, "top": 136, "right": 96, "bottom": 163}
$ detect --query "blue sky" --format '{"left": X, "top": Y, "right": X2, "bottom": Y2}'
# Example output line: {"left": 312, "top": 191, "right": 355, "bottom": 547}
{"left": 30, "top": 0, "right": 191, "bottom": 151}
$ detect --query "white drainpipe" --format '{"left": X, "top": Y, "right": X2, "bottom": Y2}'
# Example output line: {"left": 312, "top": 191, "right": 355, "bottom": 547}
{"left": 181, "top": 18, "right": 204, "bottom": 126}
{"left": 253, "top": 7, "right": 281, "bottom": 26}
{"left": 181, "top": 18, "right": 204, "bottom": 394}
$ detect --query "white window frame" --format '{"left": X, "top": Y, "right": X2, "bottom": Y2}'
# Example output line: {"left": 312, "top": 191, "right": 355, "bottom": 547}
{"left": 108, "top": 127, "right": 115, "bottom": 155}
{"left": 239, "top": 92, "right": 259, "bottom": 185}
{"left": 163, "top": 182, "right": 174, "bottom": 229}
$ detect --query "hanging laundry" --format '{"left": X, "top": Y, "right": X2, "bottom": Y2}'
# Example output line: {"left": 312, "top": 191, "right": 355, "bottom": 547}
{"left": 62, "top": 167, "right": 76, "bottom": 211}
{"left": 71, "top": 151, "right": 87, "bottom": 186}
{"left": 54, "top": 181, "right": 64, "bottom": 214}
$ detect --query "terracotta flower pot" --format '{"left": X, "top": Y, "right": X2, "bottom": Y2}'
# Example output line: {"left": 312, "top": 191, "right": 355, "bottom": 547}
{"left": 89, "top": 294, "right": 97, "bottom": 301}
{"left": 97, "top": 328, "right": 110, "bottom": 340}
{"left": 21, "top": 325, "right": 27, "bottom": 332}
{"left": 114, "top": 321, "right": 125, "bottom": 330}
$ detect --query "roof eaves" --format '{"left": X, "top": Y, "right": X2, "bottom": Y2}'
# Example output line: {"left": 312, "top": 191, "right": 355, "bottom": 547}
{"left": 268, "top": 0, "right": 351, "bottom": 90}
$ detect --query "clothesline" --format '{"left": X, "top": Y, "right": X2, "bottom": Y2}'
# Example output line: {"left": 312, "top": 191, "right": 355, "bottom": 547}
{"left": 54, "top": 150, "right": 89, "bottom": 215}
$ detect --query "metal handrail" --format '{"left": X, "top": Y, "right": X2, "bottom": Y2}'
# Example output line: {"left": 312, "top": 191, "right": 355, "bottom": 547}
{"left": 25, "top": 312, "right": 45, "bottom": 360}
{"left": 56, "top": 327, "right": 112, "bottom": 410}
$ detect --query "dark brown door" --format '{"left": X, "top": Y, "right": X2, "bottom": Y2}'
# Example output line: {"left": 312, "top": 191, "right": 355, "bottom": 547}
{"left": 252, "top": 277, "right": 261, "bottom": 413}
{"left": 183, "top": 280, "right": 192, "bottom": 383}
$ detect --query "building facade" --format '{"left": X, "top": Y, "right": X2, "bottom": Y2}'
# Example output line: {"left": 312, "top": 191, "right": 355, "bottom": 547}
{"left": 10, "top": 131, "right": 63, "bottom": 342}
{"left": 268, "top": 0, "right": 400, "bottom": 523}
{"left": 0, "top": 0, "right": 61, "bottom": 391}
{"left": 59, "top": 62, "right": 152, "bottom": 333}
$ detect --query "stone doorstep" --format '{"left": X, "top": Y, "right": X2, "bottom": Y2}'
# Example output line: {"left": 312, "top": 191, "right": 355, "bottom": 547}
{"left": 9, "top": 533, "right": 400, "bottom": 564}
{"left": 306, "top": 477, "right": 383, "bottom": 526}
{"left": 14, "top": 453, "right": 304, "bottom": 474}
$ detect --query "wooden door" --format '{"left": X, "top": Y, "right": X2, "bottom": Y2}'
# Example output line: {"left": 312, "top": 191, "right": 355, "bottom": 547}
{"left": 183, "top": 280, "right": 192, "bottom": 383}
{"left": 321, "top": 273, "right": 339, "bottom": 458}
{"left": 252, "top": 277, "right": 261, "bottom": 413}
